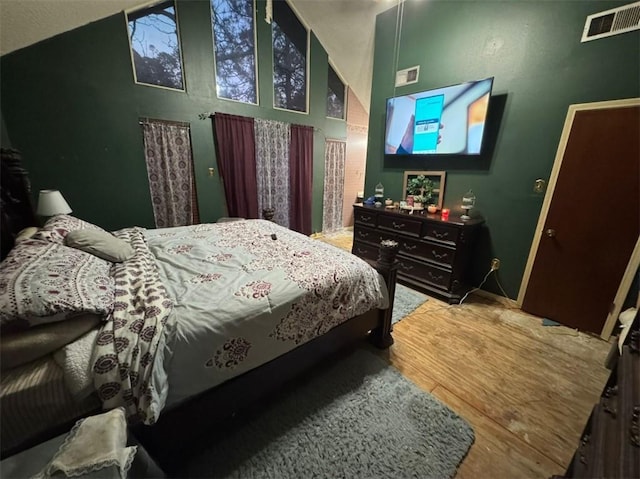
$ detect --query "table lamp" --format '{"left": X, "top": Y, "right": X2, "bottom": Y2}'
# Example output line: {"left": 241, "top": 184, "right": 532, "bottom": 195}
{"left": 36, "top": 190, "right": 72, "bottom": 217}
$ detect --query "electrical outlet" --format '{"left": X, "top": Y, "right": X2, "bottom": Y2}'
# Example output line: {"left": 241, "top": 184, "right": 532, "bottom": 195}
{"left": 491, "top": 258, "right": 501, "bottom": 270}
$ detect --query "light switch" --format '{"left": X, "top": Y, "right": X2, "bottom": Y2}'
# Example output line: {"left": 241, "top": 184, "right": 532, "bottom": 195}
{"left": 534, "top": 178, "right": 546, "bottom": 193}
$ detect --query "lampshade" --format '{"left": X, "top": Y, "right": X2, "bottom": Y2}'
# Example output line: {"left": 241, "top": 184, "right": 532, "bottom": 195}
{"left": 36, "top": 190, "right": 72, "bottom": 216}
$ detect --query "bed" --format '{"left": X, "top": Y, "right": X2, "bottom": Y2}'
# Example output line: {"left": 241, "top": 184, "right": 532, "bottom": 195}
{"left": 0, "top": 148, "right": 399, "bottom": 467}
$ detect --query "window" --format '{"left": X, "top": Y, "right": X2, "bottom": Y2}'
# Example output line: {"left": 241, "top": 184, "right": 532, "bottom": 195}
{"left": 327, "top": 64, "right": 346, "bottom": 120}
{"left": 127, "top": 1, "right": 184, "bottom": 90}
{"left": 211, "top": 0, "right": 258, "bottom": 104}
{"left": 272, "top": 1, "right": 308, "bottom": 113}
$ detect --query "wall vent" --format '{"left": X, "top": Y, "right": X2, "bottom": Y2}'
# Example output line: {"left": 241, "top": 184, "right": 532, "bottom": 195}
{"left": 581, "top": 1, "right": 640, "bottom": 42}
{"left": 395, "top": 66, "right": 420, "bottom": 87}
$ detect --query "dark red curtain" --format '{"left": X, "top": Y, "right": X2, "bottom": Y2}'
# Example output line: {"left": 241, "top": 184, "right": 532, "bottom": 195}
{"left": 213, "top": 113, "right": 259, "bottom": 219}
{"left": 289, "top": 124, "right": 313, "bottom": 235}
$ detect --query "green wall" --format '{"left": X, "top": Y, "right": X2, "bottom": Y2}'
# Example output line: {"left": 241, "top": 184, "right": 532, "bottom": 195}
{"left": 0, "top": 0, "right": 344, "bottom": 233}
{"left": 0, "top": 111, "right": 10, "bottom": 148}
{"left": 367, "top": 0, "right": 640, "bottom": 299}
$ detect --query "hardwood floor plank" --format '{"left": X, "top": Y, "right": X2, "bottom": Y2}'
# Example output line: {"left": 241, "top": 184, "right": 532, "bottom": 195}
{"left": 390, "top": 306, "right": 608, "bottom": 465}
{"left": 431, "top": 385, "right": 564, "bottom": 479}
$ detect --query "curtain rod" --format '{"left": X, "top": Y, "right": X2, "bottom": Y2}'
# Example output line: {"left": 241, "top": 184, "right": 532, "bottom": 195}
{"left": 139, "top": 117, "right": 190, "bottom": 127}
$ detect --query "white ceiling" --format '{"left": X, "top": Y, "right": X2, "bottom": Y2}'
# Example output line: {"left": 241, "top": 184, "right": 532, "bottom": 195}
{"left": 0, "top": 0, "right": 396, "bottom": 110}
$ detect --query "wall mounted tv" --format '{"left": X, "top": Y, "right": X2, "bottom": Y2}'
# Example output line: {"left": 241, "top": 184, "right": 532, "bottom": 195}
{"left": 385, "top": 77, "right": 494, "bottom": 156}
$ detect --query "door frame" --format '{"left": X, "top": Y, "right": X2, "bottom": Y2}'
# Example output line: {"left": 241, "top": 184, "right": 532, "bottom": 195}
{"left": 517, "top": 98, "right": 640, "bottom": 339}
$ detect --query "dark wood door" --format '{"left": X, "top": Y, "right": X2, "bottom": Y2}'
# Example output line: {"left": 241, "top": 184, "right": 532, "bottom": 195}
{"left": 522, "top": 104, "right": 640, "bottom": 334}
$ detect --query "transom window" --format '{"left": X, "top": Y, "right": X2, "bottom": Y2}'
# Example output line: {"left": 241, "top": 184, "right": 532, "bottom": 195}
{"left": 272, "top": 0, "right": 308, "bottom": 113}
{"left": 127, "top": 1, "right": 185, "bottom": 90}
{"left": 211, "top": 0, "right": 258, "bottom": 104}
{"left": 327, "top": 64, "right": 346, "bottom": 120}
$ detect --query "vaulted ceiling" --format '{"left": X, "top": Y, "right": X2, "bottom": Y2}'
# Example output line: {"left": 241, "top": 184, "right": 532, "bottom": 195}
{"left": 0, "top": 0, "right": 396, "bottom": 111}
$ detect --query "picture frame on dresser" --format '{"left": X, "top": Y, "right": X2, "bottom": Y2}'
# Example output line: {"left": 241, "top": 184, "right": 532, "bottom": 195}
{"left": 402, "top": 171, "right": 446, "bottom": 210}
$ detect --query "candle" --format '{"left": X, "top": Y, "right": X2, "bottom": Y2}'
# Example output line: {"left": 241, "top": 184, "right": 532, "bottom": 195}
{"left": 441, "top": 208, "right": 450, "bottom": 220}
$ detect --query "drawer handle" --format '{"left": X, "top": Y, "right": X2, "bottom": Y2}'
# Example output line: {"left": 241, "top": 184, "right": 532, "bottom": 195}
{"left": 358, "top": 231, "right": 368, "bottom": 238}
{"left": 432, "top": 230, "right": 449, "bottom": 240}
{"left": 579, "top": 434, "right": 590, "bottom": 465}
{"left": 401, "top": 264, "right": 414, "bottom": 271}
{"left": 631, "top": 406, "right": 640, "bottom": 447}
{"left": 392, "top": 221, "right": 406, "bottom": 230}
{"left": 356, "top": 248, "right": 368, "bottom": 255}
{"left": 403, "top": 243, "right": 417, "bottom": 251}
{"left": 427, "top": 271, "right": 444, "bottom": 281}
{"left": 360, "top": 215, "right": 372, "bottom": 222}
{"left": 431, "top": 250, "right": 448, "bottom": 260}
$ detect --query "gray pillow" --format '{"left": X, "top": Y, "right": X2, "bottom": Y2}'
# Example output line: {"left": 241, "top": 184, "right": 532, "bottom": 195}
{"left": 65, "top": 229, "right": 135, "bottom": 262}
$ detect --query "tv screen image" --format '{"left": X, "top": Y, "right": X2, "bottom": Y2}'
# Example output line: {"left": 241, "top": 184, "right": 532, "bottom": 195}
{"left": 385, "top": 77, "right": 494, "bottom": 156}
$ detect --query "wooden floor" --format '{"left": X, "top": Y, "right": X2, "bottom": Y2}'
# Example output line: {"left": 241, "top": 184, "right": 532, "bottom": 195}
{"left": 318, "top": 230, "right": 611, "bottom": 479}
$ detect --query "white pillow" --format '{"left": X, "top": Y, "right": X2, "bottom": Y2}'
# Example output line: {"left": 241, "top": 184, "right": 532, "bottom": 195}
{"left": 65, "top": 229, "right": 135, "bottom": 263}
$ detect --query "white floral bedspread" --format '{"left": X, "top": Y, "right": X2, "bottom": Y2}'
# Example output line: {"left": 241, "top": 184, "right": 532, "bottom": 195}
{"left": 90, "top": 228, "right": 175, "bottom": 425}
{"left": 144, "top": 220, "right": 388, "bottom": 408}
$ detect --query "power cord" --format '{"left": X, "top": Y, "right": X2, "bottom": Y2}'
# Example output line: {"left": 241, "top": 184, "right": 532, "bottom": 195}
{"left": 458, "top": 266, "right": 495, "bottom": 305}
{"left": 493, "top": 269, "right": 510, "bottom": 300}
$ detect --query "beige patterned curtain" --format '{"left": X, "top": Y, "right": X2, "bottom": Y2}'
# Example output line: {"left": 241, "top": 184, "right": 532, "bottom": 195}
{"left": 141, "top": 119, "right": 199, "bottom": 228}
{"left": 322, "top": 140, "right": 346, "bottom": 233}
{"left": 254, "top": 118, "right": 290, "bottom": 227}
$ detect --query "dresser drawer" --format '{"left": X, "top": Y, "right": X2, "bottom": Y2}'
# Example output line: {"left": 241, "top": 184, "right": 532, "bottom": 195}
{"left": 424, "top": 223, "right": 459, "bottom": 245}
{"left": 378, "top": 214, "right": 422, "bottom": 237}
{"left": 354, "top": 226, "right": 383, "bottom": 245}
{"left": 397, "top": 237, "right": 456, "bottom": 267}
{"left": 397, "top": 257, "right": 451, "bottom": 291}
{"left": 351, "top": 240, "right": 379, "bottom": 262}
{"left": 354, "top": 209, "right": 377, "bottom": 227}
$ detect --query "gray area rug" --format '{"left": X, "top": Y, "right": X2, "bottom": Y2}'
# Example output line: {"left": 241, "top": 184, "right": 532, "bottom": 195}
{"left": 183, "top": 349, "right": 474, "bottom": 478}
{"left": 393, "top": 283, "right": 429, "bottom": 324}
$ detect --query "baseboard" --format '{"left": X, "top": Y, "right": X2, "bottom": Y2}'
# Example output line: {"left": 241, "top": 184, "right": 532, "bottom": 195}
{"left": 311, "top": 227, "right": 353, "bottom": 239}
{"left": 472, "top": 288, "right": 519, "bottom": 308}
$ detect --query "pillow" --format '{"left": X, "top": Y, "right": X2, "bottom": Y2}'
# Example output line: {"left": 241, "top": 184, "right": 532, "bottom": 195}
{"left": 32, "top": 214, "right": 107, "bottom": 243}
{"left": 15, "top": 226, "right": 39, "bottom": 243}
{"left": 0, "top": 239, "right": 114, "bottom": 328}
{"left": 65, "top": 230, "right": 135, "bottom": 263}
{"left": 1, "top": 313, "right": 101, "bottom": 370}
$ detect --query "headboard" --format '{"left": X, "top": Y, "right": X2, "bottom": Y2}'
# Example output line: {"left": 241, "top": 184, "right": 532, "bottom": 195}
{"left": 1, "top": 148, "right": 38, "bottom": 259}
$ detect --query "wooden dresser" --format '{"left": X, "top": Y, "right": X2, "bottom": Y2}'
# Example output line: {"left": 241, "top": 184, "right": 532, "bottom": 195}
{"left": 351, "top": 204, "right": 484, "bottom": 303}
{"left": 554, "top": 312, "right": 639, "bottom": 479}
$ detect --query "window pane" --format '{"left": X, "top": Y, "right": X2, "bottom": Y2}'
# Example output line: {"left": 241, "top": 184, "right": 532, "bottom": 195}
{"left": 211, "top": 0, "right": 257, "bottom": 104}
{"left": 327, "top": 65, "right": 345, "bottom": 119}
{"left": 127, "top": 1, "right": 184, "bottom": 90}
{"left": 272, "top": 1, "right": 307, "bottom": 112}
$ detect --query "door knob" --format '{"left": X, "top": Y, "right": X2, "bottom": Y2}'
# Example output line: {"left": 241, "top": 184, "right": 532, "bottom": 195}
{"left": 546, "top": 228, "right": 556, "bottom": 237}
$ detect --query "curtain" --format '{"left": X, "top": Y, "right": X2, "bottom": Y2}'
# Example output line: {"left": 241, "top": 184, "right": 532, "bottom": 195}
{"left": 141, "top": 120, "right": 199, "bottom": 228}
{"left": 289, "top": 124, "right": 314, "bottom": 235}
{"left": 254, "top": 119, "right": 290, "bottom": 227}
{"left": 213, "top": 113, "right": 259, "bottom": 219}
{"left": 322, "top": 140, "right": 346, "bottom": 233}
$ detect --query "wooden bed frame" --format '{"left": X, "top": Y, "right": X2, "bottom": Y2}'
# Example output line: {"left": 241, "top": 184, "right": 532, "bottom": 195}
{"left": 0, "top": 148, "right": 399, "bottom": 471}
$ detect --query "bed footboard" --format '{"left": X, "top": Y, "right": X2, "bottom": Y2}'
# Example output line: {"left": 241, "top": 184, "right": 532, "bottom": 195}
{"left": 369, "top": 239, "right": 399, "bottom": 349}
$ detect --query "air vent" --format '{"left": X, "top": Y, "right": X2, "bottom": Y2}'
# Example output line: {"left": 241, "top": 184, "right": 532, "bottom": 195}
{"left": 395, "top": 66, "right": 420, "bottom": 87}
{"left": 581, "top": 1, "right": 640, "bottom": 42}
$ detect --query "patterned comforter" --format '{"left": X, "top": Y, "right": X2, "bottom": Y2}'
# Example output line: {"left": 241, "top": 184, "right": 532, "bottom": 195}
{"left": 93, "top": 220, "right": 388, "bottom": 421}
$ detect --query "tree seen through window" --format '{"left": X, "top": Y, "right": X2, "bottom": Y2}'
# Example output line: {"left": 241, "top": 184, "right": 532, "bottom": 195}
{"left": 211, "top": 0, "right": 257, "bottom": 104}
{"left": 127, "top": 1, "right": 184, "bottom": 90}
{"left": 272, "top": 1, "right": 308, "bottom": 113}
{"left": 327, "top": 64, "right": 346, "bottom": 119}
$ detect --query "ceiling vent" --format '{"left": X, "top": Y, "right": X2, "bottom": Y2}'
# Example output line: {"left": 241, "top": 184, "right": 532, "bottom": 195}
{"left": 581, "top": 1, "right": 640, "bottom": 42}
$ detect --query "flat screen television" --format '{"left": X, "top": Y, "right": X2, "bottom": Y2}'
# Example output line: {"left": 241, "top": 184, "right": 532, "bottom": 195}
{"left": 384, "top": 77, "right": 494, "bottom": 156}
